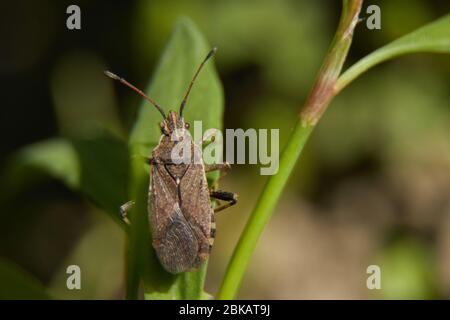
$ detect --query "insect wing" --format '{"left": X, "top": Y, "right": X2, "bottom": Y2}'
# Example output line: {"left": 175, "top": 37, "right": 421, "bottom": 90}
{"left": 179, "top": 162, "right": 212, "bottom": 245}
{"left": 149, "top": 163, "right": 199, "bottom": 273}
{"left": 178, "top": 143, "right": 214, "bottom": 258}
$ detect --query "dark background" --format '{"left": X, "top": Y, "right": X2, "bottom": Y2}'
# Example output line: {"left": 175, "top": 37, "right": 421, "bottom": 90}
{"left": 1, "top": 0, "right": 450, "bottom": 299}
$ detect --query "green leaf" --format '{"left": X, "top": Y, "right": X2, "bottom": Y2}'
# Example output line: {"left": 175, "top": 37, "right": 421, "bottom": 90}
{"left": 127, "top": 17, "right": 223, "bottom": 300}
{"left": 71, "top": 134, "right": 129, "bottom": 217}
{"left": 0, "top": 258, "right": 51, "bottom": 299}
{"left": 12, "top": 134, "right": 129, "bottom": 222}
{"left": 0, "top": 138, "right": 80, "bottom": 206}
{"left": 143, "top": 264, "right": 210, "bottom": 300}
{"left": 16, "top": 138, "right": 80, "bottom": 189}
{"left": 336, "top": 13, "right": 450, "bottom": 93}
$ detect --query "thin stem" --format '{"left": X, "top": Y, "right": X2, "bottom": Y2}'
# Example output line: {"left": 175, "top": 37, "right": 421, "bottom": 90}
{"left": 217, "top": 0, "right": 363, "bottom": 300}
{"left": 301, "top": 0, "right": 362, "bottom": 125}
{"left": 217, "top": 121, "right": 313, "bottom": 299}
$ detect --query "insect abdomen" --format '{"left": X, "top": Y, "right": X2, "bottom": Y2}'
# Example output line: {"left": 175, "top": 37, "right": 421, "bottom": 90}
{"left": 153, "top": 216, "right": 200, "bottom": 274}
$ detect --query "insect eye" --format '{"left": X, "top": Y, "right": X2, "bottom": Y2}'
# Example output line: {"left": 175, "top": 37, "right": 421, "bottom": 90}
{"left": 185, "top": 123, "right": 190, "bottom": 129}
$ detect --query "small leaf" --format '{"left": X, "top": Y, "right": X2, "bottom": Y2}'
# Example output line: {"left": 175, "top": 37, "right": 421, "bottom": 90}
{"left": 0, "top": 258, "right": 51, "bottom": 300}
{"left": 17, "top": 138, "right": 80, "bottom": 189}
{"left": 336, "top": 13, "right": 450, "bottom": 92}
{"left": 71, "top": 134, "right": 129, "bottom": 217}
{"left": 13, "top": 134, "right": 129, "bottom": 221}
{"left": 127, "top": 17, "right": 223, "bottom": 300}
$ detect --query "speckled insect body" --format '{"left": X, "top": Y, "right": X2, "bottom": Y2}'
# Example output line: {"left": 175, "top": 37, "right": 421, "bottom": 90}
{"left": 148, "top": 111, "right": 214, "bottom": 273}
{"left": 106, "top": 48, "right": 237, "bottom": 274}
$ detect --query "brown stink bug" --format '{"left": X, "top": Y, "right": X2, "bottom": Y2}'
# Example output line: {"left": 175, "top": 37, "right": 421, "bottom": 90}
{"left": 105, "top": 48, "right": 237, "bottom": 274}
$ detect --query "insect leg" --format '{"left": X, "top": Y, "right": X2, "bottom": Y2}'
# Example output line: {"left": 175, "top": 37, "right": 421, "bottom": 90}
{"left": 119, "top": 200, "right": 135, "bottom": 225}
{"left": 208, "top": 213, "right": 216, "bottom": 250}
{"left": 210, "top": 190, "right": 238, "bottom": 213}
{"left": 204, "top": 162, "right": 230, "bottom": 173}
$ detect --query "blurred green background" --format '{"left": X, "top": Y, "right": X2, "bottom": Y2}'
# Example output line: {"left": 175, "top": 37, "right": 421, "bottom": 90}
{"left": 1, "top": 0, "right": 450, "bottom": 299}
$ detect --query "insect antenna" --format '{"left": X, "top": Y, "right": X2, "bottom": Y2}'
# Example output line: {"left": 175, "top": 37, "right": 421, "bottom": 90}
{"left": 179, "top": 47, "right": 217, "bottom": 117}
{"left": 104, "top": 70, "right": 166, "bottom": 119}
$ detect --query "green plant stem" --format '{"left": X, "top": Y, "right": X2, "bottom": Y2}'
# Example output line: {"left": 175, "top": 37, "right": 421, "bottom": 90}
{"left": 217, "top": 121, "right": 313, "bottom": 299}
{"left": 217, "top": 0, "right": 363, "bottom": 300}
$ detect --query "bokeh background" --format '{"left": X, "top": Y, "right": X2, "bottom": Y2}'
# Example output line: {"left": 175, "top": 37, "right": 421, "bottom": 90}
{"left": 1, "top": 0, "right": 450, "bottom": 299}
